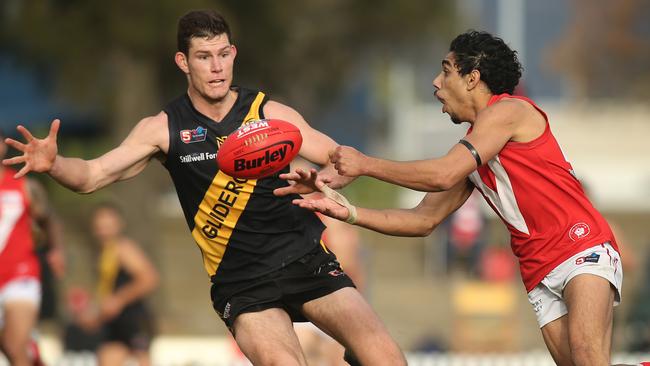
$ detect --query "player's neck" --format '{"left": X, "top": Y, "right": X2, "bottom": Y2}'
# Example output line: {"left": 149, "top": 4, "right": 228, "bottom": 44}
{"left": 468, "top": 91, "right": 494, "bottom": 123}
{"left": 187, "top": 88, "right": 238, "bottom": 122}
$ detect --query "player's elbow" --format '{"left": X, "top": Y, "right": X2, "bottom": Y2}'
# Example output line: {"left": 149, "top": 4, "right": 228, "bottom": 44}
{"left": 410, "top": 216, "right": 441, "bottom": 237}
{"left": 424, "top": 171, "right": 457, "bottom": 192}
{"left": 419, "top": 219, "right": 441, "bottom": 237}
{"left": 76, "top": 186, "right": 98, "bottom": 194}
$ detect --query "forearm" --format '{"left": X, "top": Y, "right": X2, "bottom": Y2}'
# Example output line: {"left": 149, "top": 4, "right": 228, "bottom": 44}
{"left": 48, "top": 156, "right": 101, "bottom": 193}
{"left": 363, "top": 157, "right": 451, "bottom": 192}
{"left": 113, "top": 275, "right": 158, "bottom": 306}
{"left": 353, "top": 206, "right": 439, "bottom": 237}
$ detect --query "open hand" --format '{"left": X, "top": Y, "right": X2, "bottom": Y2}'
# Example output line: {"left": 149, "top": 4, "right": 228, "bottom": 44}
{"left": 292, "top": 196, "right": 351, "bottom": 221}
{"left": 2, "top": 119, "right": 60, "bottom": 178}
{"left": 274, "top": 168, "right": 332, "bottom": 196}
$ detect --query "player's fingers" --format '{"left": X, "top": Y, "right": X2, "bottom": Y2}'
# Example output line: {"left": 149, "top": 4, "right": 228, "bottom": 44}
{"left": 3, "top": 156, "right": 26, "bottom": 165}
{"left": 49, "top": 119, "right": 61, "bottom": 139}
{"left": 314, "top": 179, "right": 326, "bottom": 190}
{"left": 298, "top": 168, "right": 312, "bottom": 179}
{"left": 15, "top": 165, "right": 30, "bottom": 178}
{"left": 273, "top": 187, "right": 291, "bottom": 196}
{"left": 4, "top": 138, "right": 28, "bottom": 151}
{"left": 274, "top": 186, "right": 306, "bottom": 197}
{"left": 278, "top": 172, "right": 300, "bottom": 181}
{"left": 16, "top": 125, "right": 35, "bottom": 142}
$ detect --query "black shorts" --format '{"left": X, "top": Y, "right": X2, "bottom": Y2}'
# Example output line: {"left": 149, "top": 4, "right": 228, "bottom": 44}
{"left": 103, "top": 303, "right": 154, "bottom": 351}
{"left": 211, "top": 245, "right": 355, "bottom": 330}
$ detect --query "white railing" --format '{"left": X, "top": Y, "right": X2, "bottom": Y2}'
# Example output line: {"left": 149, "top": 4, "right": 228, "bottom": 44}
{"left": 1, "top": 336, "right": 648, "bottom": 366}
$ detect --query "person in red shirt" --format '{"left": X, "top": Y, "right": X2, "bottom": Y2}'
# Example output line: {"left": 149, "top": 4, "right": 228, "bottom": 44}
{"left": 0, "top": 132, "right": 64, "bottom": 366}
{"left": 278, "top": 30, "right": 646, "bottom": 366}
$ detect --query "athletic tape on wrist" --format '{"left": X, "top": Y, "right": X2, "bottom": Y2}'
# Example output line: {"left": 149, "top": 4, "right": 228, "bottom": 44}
{"left": 318, "top": 185, "right": 357, "bottom": 224}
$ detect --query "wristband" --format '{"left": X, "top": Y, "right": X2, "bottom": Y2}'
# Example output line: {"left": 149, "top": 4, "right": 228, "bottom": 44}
{"left": 318, "top": 185, "right": 357, "bottom": 224}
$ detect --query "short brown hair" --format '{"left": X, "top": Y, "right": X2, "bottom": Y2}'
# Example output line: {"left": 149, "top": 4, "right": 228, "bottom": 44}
{"left": 177, "top": 10, "right": 232, "bottom": 54}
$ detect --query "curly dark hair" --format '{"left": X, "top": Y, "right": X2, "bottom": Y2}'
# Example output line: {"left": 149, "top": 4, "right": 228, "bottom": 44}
{"left": 449, "top": 30, "right": 523, "bottom": 95}
{"left": 177, "top": 10, "right": 232, "bottom": 55}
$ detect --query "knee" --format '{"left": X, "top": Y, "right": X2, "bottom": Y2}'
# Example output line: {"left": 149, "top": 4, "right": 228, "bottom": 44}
{"left": 569, "top": 342, "right": 606, "bottom": 366}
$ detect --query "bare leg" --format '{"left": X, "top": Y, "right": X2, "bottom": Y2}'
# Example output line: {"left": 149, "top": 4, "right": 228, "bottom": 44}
{"left": 301, "top": 287, "right": 406, "bottom": 366}
{"left": 97, "top": 342, "right": 130, "bottom": 366}
{"left": 132, "top": 349, "right": 151, "bottom": 366}
{"left": 541, "top": 315, "right": 573, "bottom": 366}
{"left": 541, "top": 273, "right": 617, "bottom": 366}
{"left": 233, "top": 308, "right": 308, "bottom": 366}
{"left": 564, "top": 274, "right": 615, "bottom": 366}
{"left": 1, "top": 301, "right": 38, "bottom": 366}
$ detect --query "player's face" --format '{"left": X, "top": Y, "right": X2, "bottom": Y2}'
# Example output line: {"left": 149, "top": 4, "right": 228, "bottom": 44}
{"left": 91, "top": 208, "right": 124, "bottom": 242}
{"left": 433, "top": 52, "right": 471, "bottom": 124}
{"left": 183, "top": 34, "right": 237, "bottom": 102}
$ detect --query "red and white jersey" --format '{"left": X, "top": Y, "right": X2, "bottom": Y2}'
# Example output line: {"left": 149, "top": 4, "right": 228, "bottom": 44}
{"left": 468, "top": 94, "right": 617, "bottom": 292}
{"left": 0, "top": 169, "right": 39, "bottom": 287}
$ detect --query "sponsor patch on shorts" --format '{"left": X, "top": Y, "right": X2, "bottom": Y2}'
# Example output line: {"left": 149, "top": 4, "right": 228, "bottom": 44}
{"left": 575, "top": 252, "right": 600, "bottom": 265}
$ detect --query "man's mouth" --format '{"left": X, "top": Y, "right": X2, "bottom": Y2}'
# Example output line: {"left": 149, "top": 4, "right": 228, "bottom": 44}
{"left": 209, "top": 79, "right": 225, "bottom": 86}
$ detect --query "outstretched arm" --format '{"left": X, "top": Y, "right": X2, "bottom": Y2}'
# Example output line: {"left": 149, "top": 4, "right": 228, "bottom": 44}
{"left": 294, "top": 179, "right": 474, "bottom": 237}
{"left": 264, "top": 101, "right": 354, "bottom": 192}
{"left": 329, "top": 101, "right": 529, "bottom": 191}
{"left": 4, "top": 114, "right": 167, "bottom": 193}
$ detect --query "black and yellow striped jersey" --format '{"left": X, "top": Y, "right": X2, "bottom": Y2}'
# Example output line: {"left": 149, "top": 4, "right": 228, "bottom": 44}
{"left": 162, "top": 87, "right": 325, "bottom": 284}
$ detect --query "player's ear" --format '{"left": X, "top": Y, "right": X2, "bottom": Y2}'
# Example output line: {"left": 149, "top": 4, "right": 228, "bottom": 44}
{"left": 175, "top": 52, "right": 190, "bottom": 74}
{"left": 466, "top": 69, "right": 481, "bottom": 91}
{"left": 230, "top": 44, "right": 237, "bottom": 60}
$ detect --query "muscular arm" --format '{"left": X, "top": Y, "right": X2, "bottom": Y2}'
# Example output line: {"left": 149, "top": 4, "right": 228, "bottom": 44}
{"left": 295, "top": 179, "right": 474, "bottom": 236}
{"left": 333, "top": 100, "right": 535, "bottom": 191}
{"left": 353, "top": 180, "right": 474, "bottom": 236}
{"left": 264, "top": 101, "right": 354, "bottom": 189}
{"left": 4, "top": 113, "right": 168, "bottom": 194}
{"left": 51, "top": 114, "right": 167, "bottom": 193}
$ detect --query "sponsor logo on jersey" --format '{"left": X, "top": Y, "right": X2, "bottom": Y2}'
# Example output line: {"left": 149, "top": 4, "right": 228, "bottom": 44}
{"left": 569, "top": 222, "right": 590, "bottom": 241}
{"left": 575, "top": 252, "right": 600, "bottom": 265}
{"left": 179, "top": 152, "right": 217, "bottom": 164}
{"left": 180, "top": 126, "right": 207, "bottom": 144}
{"left": 216, "top": 135, "right": 227, "bottom": 149}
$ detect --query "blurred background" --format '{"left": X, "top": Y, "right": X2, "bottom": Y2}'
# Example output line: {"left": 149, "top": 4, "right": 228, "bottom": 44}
{"left": 1, "top": 0, "right": 649, "bottom": 364}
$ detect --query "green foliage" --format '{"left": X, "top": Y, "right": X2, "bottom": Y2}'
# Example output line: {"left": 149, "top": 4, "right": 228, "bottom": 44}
{"left": 2, "top": 0, "right": 455, "bottom": 116}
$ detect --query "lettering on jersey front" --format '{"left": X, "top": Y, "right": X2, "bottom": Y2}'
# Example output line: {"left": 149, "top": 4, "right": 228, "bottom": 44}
{"left": 191, "top": 172, "right": 258, "bottom": 275}
{"left": 179, "top": 152, "right": 218, "bottom": 164}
